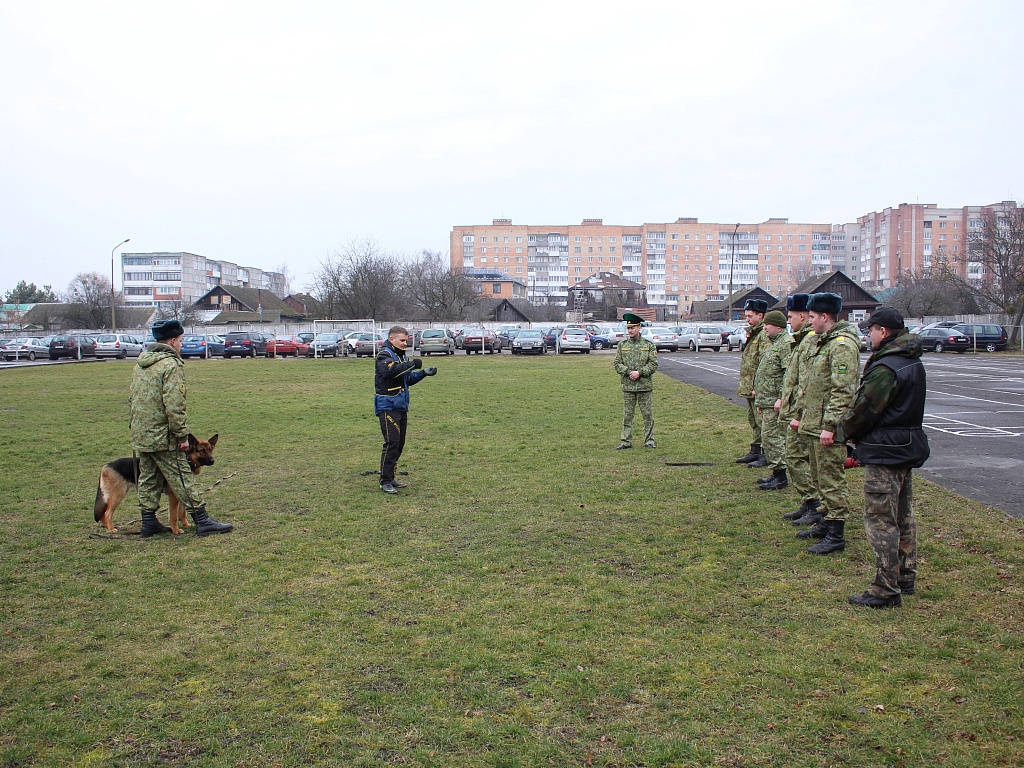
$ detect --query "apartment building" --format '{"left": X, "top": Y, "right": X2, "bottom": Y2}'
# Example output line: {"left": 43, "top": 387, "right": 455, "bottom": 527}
{"left": 856, "top": 201, "right": 1018, "bottom": 290}
{"left": 121, "top": 252, "right": 287, "bottom": 309}
{"left": 829, "top": 223, "right": 860, "bottom": 276}
{"left": 451, "top": 217, "right": 833, "bottom": 315}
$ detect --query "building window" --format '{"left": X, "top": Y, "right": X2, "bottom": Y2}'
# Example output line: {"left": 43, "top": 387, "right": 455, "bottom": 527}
{"left": 574, "top": 247, "right": 581, "bottom": 253}
{"left": 493, "top": 284, "right": 501, "bottom": 294}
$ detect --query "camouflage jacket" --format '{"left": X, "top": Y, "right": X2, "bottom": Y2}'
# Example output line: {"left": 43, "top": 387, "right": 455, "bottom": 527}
{"left": 795, "top": 320, "right": 861, "bottom": 439}
{"left": 130, "top": 344, "right": 189, "bottom": 452}
{"left": 614, "top": 336, "right": 658, "bottom": 392}
{"left": 753, "top": 330, "right": 793, "bottom": 408}
{"left": 778, "top": 326, "right": 815, "bottom": 422}
{"left": 737, "top": 321, "right": 769, "bottom": 398}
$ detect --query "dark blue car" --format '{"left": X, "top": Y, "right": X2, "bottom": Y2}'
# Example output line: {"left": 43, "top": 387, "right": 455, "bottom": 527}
{"left": 180, "top": 334, "right": 226, "bottom": 359}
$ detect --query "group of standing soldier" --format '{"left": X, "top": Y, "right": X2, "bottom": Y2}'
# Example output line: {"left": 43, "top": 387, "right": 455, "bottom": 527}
{"left": 732, "top": 293, "right": 929, "bottom": 607}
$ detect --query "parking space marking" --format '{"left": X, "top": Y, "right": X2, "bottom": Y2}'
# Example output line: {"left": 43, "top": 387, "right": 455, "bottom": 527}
{"left": 660, "top": 357, "right": 738, "bottom": 376}
{"left": 923, "top": 413, "right": 1023, "bottom": 437}
{"left": 926, "top": 387, "right": 1024, "bottom": 410}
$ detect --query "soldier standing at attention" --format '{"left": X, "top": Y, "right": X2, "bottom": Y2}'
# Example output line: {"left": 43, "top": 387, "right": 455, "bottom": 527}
{"left": 841, "top": 307, "right": 929, "bottom": 608}
{"left": 614, "top": 313, "right": 658, "bottom": 450}
{"left": 753, "top": 310, "right": 792, "bottom": 491}
{"left": 735, "top": 298, "right": 771, "bottom": 467}
{"left": 130, "top": 319, "right": 233, "bottom": 537}
{"left": 778, "top": 294, "right": 820, "bottom": 524}
{"left": 792, "top": 293, "right": 861, "bottom": 555}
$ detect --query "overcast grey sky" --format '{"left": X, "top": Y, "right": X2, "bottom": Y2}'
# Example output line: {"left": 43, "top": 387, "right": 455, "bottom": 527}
{"left": 2, "top": 0, "right": 1022, "bottom": 296}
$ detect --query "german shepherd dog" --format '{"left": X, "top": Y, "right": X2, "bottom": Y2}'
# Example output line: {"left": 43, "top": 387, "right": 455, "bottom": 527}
{"left": 94, "top": 434, "right": 218, "bottom": 533}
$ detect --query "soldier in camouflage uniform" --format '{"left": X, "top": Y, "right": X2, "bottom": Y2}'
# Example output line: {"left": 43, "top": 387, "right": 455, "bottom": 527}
{"left": 841, "top": 307, "right": 929, "bottom": 608}
{"left": 793, "top": 293, "right": 860, "bottom": 555}
{"left": 130, "top": 319, "right": 233, "bottom": 537}
{"left": 752, "top": 310, "right": 793, "bottom": 490}
{"left": 735, "top": 298, "right": 771, "bottom": 467}
{"left": 613, "top": 313, "right": 658, "bottom": 449}
{"left": 777, "top": 293, "right": 819, "bottom": 522}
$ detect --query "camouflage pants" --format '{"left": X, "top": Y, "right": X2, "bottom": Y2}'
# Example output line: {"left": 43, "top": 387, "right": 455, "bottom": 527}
{"left": 862, "top": 464, "right": 917, "bottom": 597}
{"left": 744, "top": 398, "right": 762, "bottom": 446}
{"left": 808, "top": 439, "right": 850, "bottom": 522}
{"left": 137, "top": 449, "right": 205, "bottom": 515}
{"left": 759, "top": 407, "right": 786, "bottom": 471}
{"left": 621, "top": 390, "right": 654, "bottom": 447}
{"left": 785, "top": 428, "right": 814, "bottom": 504}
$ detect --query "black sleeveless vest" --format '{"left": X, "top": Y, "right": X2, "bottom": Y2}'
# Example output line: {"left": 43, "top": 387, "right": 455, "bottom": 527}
{"left": 856, "top": 354, "right": 930, "bottom": 468}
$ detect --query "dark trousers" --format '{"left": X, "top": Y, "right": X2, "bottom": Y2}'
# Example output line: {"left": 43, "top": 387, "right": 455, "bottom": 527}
{"left": 378, "top": 410, "right": 407, "bottom": 482}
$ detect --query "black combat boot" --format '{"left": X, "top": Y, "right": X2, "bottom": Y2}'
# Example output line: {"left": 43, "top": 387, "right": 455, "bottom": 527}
{"left": 757, "top": 474, "right": 774, "bottom": 486}
{"left": 797, "top": 518, "right": 830, "bottom": 539}
{"left": 746, "top": 447, "right": 768, "bottom": 468}
{"left": 807, "top": 521, "right": 845, "bottom": 555}
{"left": 140, "top": 509, "right": 171, "bottom": 538}
{"left": 189, "top": 505, "right": 233, "bottom": 536}
{"left": 897, "top": 580, "right": 915, "bottom": 595}
{"left": 848, "top": 591, "right": 901, "bottom": 608}
{"left": 735, "top": 443, "right": 760, "bottom": 463}
{"left": 759, "top": 469, "right": 788, "bottom": 491}
{"left": 784, "top": 499, "right": 816, "bottom": 520}
{"left": 792, "top": 500, "right": 822, "bottom": 526}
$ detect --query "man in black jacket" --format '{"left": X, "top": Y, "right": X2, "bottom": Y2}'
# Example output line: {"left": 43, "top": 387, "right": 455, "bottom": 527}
{"left": 841, "top": 307, "right": 929, "bottom": 608}
{"left": 374, "top": 326, "right": 437, "bottom": 494}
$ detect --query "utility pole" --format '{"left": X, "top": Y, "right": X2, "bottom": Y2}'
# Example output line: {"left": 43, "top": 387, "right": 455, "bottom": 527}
{"left": 111, "top": 238, "right": 130, "bottom": 331}
{"left": 727, "top": 224, "right": 739, "bottom": 321}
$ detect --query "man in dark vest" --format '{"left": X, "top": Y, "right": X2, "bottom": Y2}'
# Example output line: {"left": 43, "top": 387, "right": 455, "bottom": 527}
{"left": 841, "top": 307, "right": 929, "bottom": 608}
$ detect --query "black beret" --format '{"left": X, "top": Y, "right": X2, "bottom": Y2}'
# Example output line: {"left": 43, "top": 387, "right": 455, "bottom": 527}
{"left": 743, "top": 298, "right": 769, "bottom": 314}
{"left": 786, "top": 293, "right": 810, "bottom": 312}
{"left": 807, "top": 292, "right": 842, "bottom": 316}
{"left": 866, "top": 306, "right": 905, "bottom": 330}
{"left": 152, "top": 319, "right": 185, "bottom": 341}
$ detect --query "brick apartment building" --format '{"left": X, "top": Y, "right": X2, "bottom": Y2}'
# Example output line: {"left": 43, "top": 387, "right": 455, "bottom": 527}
{"left": 450, "top": 218, "right": 834, "bottom": 315}
{"left": 855, "top": 201, "right": 1019, "bottom": 290}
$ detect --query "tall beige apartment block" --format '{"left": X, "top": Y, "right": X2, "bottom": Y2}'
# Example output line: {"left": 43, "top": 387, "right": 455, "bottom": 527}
{"left": 451, "top": 217, "right": 833, "bottom": 314}
{"left": 856, "top": 201, "right": 1019, "bottom": 290}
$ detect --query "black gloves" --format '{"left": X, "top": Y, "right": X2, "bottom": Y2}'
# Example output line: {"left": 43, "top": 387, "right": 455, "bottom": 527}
{"left": 424, "top": 367, "right": 438, "bottom": 376}
{"left": 412, "top": 358, "right": 423, "bottom": 369}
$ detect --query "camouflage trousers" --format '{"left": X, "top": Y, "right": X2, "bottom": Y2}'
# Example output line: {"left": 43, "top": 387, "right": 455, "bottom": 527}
{"left": 862, "top": 464, "right": 917, "bottom": 597}
{"left": 785, "top": 428, "right": 814, "bottom": 504}
{"left": 759, "top": 407, "right": 786, "bottom": 471}
{"left": 621, "top": 390, "right": 654, "bottom": 447}
{"left": 137, "top": 449, "right": 205, "bottom": 515}
{"left": 744, "top": 398, "right": 762, "bottom": 446}
{"left": 808, "top": 439, "right": 850, "bottom": 522}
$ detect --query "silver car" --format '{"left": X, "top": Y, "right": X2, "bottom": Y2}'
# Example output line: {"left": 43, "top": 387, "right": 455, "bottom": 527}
{"left": 510, "top": 329, "right": 547, "bottom": 355}
{"left": 1, "top": 337, "right": 50, "bottom": 361}
{"left": 677, "top": 325, "right": 723, "bottom": 352}
{"left": 418, "top": 328, "right": 454, "bottom": 356}
{"left": 641, "top": 327, "right": 680, "bottom": 352}
{"left": 556, "top": 327, "right": 591, "bottom": 354}
{"left": 94, "top": 333, "right": 146, "bottom": 359}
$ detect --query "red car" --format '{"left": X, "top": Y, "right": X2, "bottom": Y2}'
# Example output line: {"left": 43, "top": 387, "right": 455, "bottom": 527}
{"left": 462, "top": 328, "right": 502, "bottom": 354}
{"left": 266, "top": 335, "right": 307, "bottom": 357}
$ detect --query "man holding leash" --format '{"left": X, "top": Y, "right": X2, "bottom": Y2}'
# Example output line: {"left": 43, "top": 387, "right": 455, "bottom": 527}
{"left": 375, "top": 325, "right": 437, "bottom": 494}
{"left": 613, "top": 312, "right": 658, "bottom": 450}
{"left": 130, "top": 319, "right": 233, "bottom": 537}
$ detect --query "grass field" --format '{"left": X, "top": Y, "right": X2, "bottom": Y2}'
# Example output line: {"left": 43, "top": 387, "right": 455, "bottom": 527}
{"left": 1, "top": 354, "right": 1022, "bottom": 767}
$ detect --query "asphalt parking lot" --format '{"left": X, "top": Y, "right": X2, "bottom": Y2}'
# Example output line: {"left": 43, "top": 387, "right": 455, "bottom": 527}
{"left": 657, "top": 348, "right": 1024, "bottom": 518}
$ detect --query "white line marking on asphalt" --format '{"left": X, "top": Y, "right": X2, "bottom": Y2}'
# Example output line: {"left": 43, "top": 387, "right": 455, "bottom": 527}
{"left": 925, "top": 388, "right": 1024, "bottom": 410}
{"left": 923, "top": 414, "right": 1022, "bottom": 437}
{"left": 660, "top": 358, "right": 737, "bottom": 376}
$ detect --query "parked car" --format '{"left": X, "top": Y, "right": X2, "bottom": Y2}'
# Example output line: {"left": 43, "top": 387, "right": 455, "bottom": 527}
{"left": 556, "top": 327, "right": 591, "bottom": 354}
{"left": 497, "top": 329, "right": 522, "bottom": 347}
{"left": 917, "top": 327, "right": 970, "bottom": 353}
{"left": 952, "top": 323, "right": 1008, "bottom": 352}
{"left": 857, "top": 328, "right": 871, "bottom": 352}
{"left": 1, "top": 337, "right": 50, "bottom": 361}
{"left": 462, "top": 328, "right": 502, "bottom": 354}
{"left": 180, "top": 334, "right": 226, "bottom": 358}
{"left": 727, "top": 325, "right": 748, "bottom": 351}
{"left": 419, "top": 328, "right": 455, "bottom": 356}
{"left": 589, "top": 330, "right": 613, "bottom": 350}
{"left": 48, "top": 334, "right": 97, "bottom": 360}
{"left": 93, "top": 333, "right": 146, "bottom": 359}
{"left": 510, "top": 329, "right": 547, "bottom": 355}
{"left": 676, "top": 325, "right": 722, "bottom": 352}
{"left": 298, "top": 332, "right": 315, "bottom": 344}
{"left": 307, "top": 332, "right": 342, "bottom": 357}
{"left": 222, "top": 331, "right": 268, "bottom": 358}
{"left": 544, "top": 327, "right": 564, "bottom": 349}
{"left": 641, "top": 327, "right": 680, "bottom": 352}
{"left": 351, "top": 332, "right": 388, "bottom": 357}
{"left": 265, "top": 336, "right": 299, "bottom": 357}
{"left": 281, "top": 334, "right": 311, "bottom": 356}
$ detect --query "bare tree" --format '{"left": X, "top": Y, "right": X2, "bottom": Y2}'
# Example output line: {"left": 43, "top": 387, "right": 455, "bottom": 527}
{"left": 153, "top": 300, "right": 204, "bottom": 328}
{"left": 275, "top": 262, "right": 294, "bottom": 296}
{"left": 62, "top": 272, "right": 123, "bottom": 329}
{"left": 953, "top": 205, "right": 1024, "bottom": 339}
{"left": 306, "top": 240, "right": 403, "bottom": 320}
{"left": 888, "top": 270, "right": 972, "bottom": 318}
{"left": 403, "top": 250, "right": 479, "bottom": 320}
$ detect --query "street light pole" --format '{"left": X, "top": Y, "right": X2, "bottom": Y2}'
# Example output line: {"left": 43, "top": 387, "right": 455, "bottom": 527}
{"left": 111, "top": 238, "right": 130, "bottom": 331}
{"left": 727, "top": 223, "right": 739, "bottom": 321}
